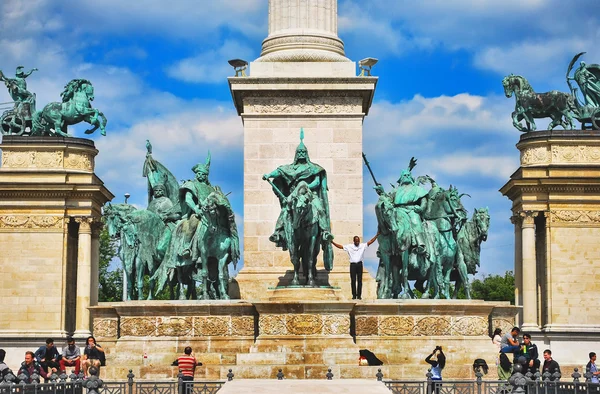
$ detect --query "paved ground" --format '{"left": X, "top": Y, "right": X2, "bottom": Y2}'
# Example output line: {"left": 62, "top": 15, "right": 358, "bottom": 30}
{"left": 218, "top": 379, "right": 390, "bottom": 394}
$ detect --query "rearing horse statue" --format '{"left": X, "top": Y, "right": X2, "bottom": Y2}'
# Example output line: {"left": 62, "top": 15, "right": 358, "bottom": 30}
{"left": 31, "top": 79, "right": 107, "bottom": 137}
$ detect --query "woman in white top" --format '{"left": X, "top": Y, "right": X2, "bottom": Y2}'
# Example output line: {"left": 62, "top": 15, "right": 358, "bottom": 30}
{"left": 492, "top": 328, "right": 502, "bottom": 351}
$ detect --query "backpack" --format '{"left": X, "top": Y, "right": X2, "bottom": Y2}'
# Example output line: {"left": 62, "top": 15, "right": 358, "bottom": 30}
{"left": 499, "top": 353, "right": 512, "bottom": 371}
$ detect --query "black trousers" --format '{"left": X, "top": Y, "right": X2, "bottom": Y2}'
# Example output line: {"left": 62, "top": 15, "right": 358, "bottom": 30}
{"left": 350, "top": 262, "right": 363, "bottom": 298}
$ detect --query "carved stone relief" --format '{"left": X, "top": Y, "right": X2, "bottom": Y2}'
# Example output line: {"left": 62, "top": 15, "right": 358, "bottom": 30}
{"left": 550, "top": 210, "right": 600, "bottom": 223}
{"left": 322, "top": 315, "right": 350, "bottom": 335}
{"left": 193, "top": 316, "right": 230, "bottom": 336}
{"left": 157, "top": 317, "right": 192, "bottom": 336}
{"left": 0, "top": 215, "right": 64, "bottom": 229}
{"left": 1, "top": 150, "right": 64, "bottom": 168}
{"left": 355, "top": 315, "right": 489, "bottom": 337}
{"left": 93, "top": 318, "right": 118, "bottom": 338}
{"left": 286, "top": 314, "right": 323, "bottom": 335}
{"left": 64, "top": 152, "right": 93, "bottom": 171}
{"left": 244, "top": 96, "right": 362, "bottom": 114}
{"left": 259, "top": 314, "right": 287, "bottom": 335}
{"left": 379, "top": 316, "right": 414, "bottom": 336}
{"left": 231, "top": 316, "right": 255, "bottom": 336}
{"left": 120, "top": 317, "right": 157, "bottom": 337}
{"left": 521, "top": 146, "right": 549, "bottom": 165}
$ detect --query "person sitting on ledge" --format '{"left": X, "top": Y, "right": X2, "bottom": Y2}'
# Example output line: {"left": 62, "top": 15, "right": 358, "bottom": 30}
{"left": 82, "top": 336, "right": 104, "bottom": 377}
{"left": 500, "top": 327, "right": 522, "bottom": 357}
{"left": 60, "top": 337, "right": 81, "bottom": 375}
{"left": 34, "top": 338, "right": 60, "bottom": 377}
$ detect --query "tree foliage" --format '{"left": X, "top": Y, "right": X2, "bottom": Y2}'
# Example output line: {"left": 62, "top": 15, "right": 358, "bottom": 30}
{"left": 98, "top": 227, "right": 123, "bottom": 302}
{"left": 470, "top": 271, "right": 515, "bottom": 304}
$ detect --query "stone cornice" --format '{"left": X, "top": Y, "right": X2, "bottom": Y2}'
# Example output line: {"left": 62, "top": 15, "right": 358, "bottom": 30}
{"left": 229, "top": 77, "right": 377, "bottom": 117}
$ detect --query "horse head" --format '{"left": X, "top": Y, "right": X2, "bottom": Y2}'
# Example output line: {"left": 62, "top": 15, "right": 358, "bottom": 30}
{"left": 473, "top": 207, "right": 490, "bottom": 242}
{"left": 103, "top": 203, "right": 137, "bottom": 238}
{"left": 503, "top": 74, "right": 533, "bottom": 99}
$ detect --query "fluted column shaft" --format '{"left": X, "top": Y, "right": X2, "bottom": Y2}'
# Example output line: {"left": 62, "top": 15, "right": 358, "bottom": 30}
{"left": 511, "top": 214, "right": 523, "bottom": 325}
{"left": 520, "top": 211, "right": 539, "bottom": 331}
{"left": 74, "top": 217, "right": 93, "bottom": 337}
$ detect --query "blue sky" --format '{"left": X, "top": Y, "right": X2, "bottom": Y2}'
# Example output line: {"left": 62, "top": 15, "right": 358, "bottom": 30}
{"left": 1, "top": 0, "right": 599, "bottom": 279}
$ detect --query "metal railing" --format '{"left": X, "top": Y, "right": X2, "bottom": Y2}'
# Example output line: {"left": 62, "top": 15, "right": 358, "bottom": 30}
{"left": 2, "top": 366, "right": 599, "bottom": 394}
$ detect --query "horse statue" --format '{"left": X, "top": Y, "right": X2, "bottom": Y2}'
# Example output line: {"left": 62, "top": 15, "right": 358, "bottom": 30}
{"left": 194, "top": 188, "right": 240, "bottom": 300}
{"left": 453, "top": 207, "right": 490, "bottom": 299}
{"left": 502, "top": 74, "right": 576, "bottom": 132}
{"left": 31, "top": 79, "right": 107, "bottom": 137}
{"left": 104, "top": 203, "right": 166, "bottom": 300}
{"left": 281, "top": 181, "right": 330, "bottom": 286}
{"left": 374, "top": 185, "right": 410, "bottom": 299}
{"left": 397, "top": 184, "right": 468, "bottom": 299}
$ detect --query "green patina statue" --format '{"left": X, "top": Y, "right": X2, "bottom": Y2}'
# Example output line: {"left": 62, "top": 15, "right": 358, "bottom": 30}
{"left": 262, "top": 129, "right": 333, "bottom": 286}
{"left": 0, "top": 68, "right": 107, "bottom": 137}
{"left": 365, "top": 154, "right": 489, "bottom": 300}
{"left": 505, "top": 52, "right": 600, "bottom": 131}
{"left": 104, "top": 142, "right": 240, "bottom": 300}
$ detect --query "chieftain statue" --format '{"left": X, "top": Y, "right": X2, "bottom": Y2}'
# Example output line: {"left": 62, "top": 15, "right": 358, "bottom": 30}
{"left": 104, "top": 142, "right": 240, "bottom": 300}
{"left": 504, "top": 52, "right": 600, "bottom": 131}
{"left": 365, "top": 154, "right": 490, "bottom": 299}
{"left": 0, "top": 66, "right": 107, "bottom": 137}
{"left": 262, "top": 129, "right": 334, "bottom": 286}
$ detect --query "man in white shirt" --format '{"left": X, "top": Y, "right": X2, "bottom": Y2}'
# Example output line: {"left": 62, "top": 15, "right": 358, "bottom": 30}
{"left": 332, "top": 233, "right": 378, "bottom": 299}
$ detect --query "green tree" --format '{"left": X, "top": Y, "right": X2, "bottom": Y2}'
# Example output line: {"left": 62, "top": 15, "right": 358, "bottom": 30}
{"left": 470, "top": 270, "right": 515, "bottom": 304}
{"left": 98, "top": 227, "right": 123, "bottom": 302}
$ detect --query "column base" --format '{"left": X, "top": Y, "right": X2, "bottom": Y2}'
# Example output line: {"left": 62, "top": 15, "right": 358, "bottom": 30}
{"left": 520, "top": 323, "right": 540, "bottom": 333}
{"left": 73, "top": 329, "right": 92, "bottom": 339}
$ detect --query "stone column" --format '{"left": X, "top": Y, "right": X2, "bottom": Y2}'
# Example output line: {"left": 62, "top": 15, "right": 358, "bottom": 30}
{"left": 74, "top": 217, "right": 93, "bottom": 337}
{"left": 258, "top": 0, "right": 350, "bottom": 63}
{"left": 90, "top": 222, "right": 102, "bottom": 306}
{"left": 511, "top": 214, "right": 523, "bottom": 325}
{"left": 520, "top": 210, "right": 539, "bottom": 332}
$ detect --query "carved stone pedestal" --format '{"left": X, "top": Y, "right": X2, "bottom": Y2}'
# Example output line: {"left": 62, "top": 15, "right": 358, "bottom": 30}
{"left": 89, "top": 300, "right": 518, "bottom": 380}
{"left": 0, "top": 136, "right": 113, "bottom": 368}
{"left": 501, "top": 130, "right": 600, "bottom": 365}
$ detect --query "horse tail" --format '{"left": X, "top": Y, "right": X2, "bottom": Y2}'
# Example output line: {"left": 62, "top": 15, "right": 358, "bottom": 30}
{"left": 30, "top": 110, "right": 43, "bottom": 135}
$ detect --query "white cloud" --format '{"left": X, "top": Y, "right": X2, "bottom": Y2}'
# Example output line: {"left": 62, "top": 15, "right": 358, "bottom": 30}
{"left": 430, "top": 154, "right": 518, "bottom": 180}
{"left": 365, "top": 94, "right": 514, "bottom": 142}
{"left": 167, "top": 40, "right": 255, "bottom": 84}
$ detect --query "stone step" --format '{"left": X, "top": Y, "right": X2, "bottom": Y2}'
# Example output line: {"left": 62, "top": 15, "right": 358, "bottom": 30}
{"left": 237, "top": 351, "right": 360, "bottom": 366}
{"left": 218, "top": 379, "right": 391, "bottom": 394}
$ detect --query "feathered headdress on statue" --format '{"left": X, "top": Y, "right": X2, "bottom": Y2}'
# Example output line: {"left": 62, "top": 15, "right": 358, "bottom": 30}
{"left": 192, "top": 151, "right": 211, "bottom": 175}
{"left": 397, "top": 157, "right": 418, "bottom": 184}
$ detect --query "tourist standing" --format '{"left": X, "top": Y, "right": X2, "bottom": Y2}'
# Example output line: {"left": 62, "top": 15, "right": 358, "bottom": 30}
{"left": 59, "top": 337, "right": 81, "bottom": 375}
{"left": 587, "top": 352, "right": 600, "bottom": 384}
{"left": 542, "top": 349, "right": 561, "bottom": 380}
{"left": 331, "top": 234, "right": 378, "bottom": 300}
{"left": 177, "top": 347, "right": 200, "bottom": 394}
{"left": 425, "top": 346, "right": 446, "bottom": 394}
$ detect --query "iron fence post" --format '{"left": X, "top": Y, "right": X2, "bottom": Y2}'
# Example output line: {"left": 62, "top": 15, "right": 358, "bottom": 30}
{"left": 376, "top": 368, "right": 383, "bottom": 382}
{"left": 226, "top": 369, "right": 234, "bottom": 382}
{"left": 127, "top": 369, "right": 134, "bottom": 394}
{"left": 326, "top": 369, "right": 333, "bottom": 380}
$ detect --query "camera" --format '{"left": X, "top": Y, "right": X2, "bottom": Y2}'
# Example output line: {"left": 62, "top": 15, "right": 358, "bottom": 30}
{"left": 435, "top": 346, "right": 442, "bottom": 351}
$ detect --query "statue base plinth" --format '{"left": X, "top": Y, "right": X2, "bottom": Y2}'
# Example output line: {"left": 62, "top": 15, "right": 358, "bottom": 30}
{"left": 267, "top": 286, "right": 343, "bottom": 301}
{"left": 86, "top": 300, "right": 518, "bottom": 380}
